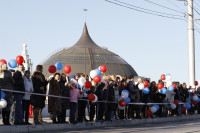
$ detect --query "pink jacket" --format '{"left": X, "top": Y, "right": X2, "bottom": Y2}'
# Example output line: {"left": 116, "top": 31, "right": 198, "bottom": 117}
{"left": 70, "top": 88, "right": 80, "bottom": 103}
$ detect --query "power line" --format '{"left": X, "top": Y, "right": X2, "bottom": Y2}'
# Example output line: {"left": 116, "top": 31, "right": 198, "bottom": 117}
{"left": 166, "top": 0, "right": 186, "bottom": 12}
{"left": 194, "top": 0, "right": 200, "bottom": 8}
{"left": 105, "top": 0, "right": 185, "bottom": 20}
{"left": 114, "top": 0, "right": 184, "bottom": 17}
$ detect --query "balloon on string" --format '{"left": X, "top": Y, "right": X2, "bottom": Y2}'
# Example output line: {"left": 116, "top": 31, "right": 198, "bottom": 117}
{"left": 90, "top": 70, "right": 97, "bottom": 79}
{"left": 84, "top": 81, "right": 92, "bottom": 89}
{"left": 195, "top": 81, "right": 198, "bottom": 86}
{"left": 166, "top": 80, "right": 172, "bottom": 88}
{"left": 100, "top": 65, "right": 107, "bottom": 73}
{"left": 16, "top": 55, "right": 24, "bottom": 65}
{"left": 172, "top": 84, "right": 177, "bottom": 90}
{"left": 157, "top": 83, "right": 164, "bottom": 90}
{"left": 48, "top": 65, "right": 56, "bottom": 73}
{"left": 185, "top": 103, "right": 191, "bottom": 110}
{"left": 174, "top": 100, "right": 179, "bottom": 106}
{"left": 197, "top": 98, "right": 200, "bottom": 103}
{"left": 168, "top": 86, "right": 174, "bottom": 92}
{"left": 161, "top": 74, "right": 165, "bottom": 80}
{"left": 153, "top": 105, "right": 159, "bottom": 110}
{"left": 150, "top": 106, "right": 157, "bottom": 113}
{"left": 1, "top": 91, "right": 5, "bottom": 99}
{"left": 78, "top": 77, "right": 86, "bottom": 87}
{"left": 123, "top": 98, "right": 130, "bottom": 104}
{"left": 118, "top": 99, "right": 126, "bottom": 107}
{"left": 55, "top": 62, "right": 63, "bottom": 70}
{"left": 192, "top": 101, "right": 197, "bottom": 105}
{"left": 143, "top": 81, "right": 149, "bottom": 87}
{"left": 193, "top": 95, "right": 199, "bottom": 101}
{"left": 88, "top": 94, "right": 95, "bottom": 102}
{"left": 93, "top": 75, "right": 101, "bottom": 83}
{"left": 0, "top": 59, "right": 7, "bottom": 65}
{"left": 8, "top": 59, "right": 17, "bottom": 68}
{"left": 63, "top": 65, "right": 71, "bottom": 74}
{"left": 95, "top": 69, "right": 101, "bottom": 76}
{"left": 0, "top": 99, "right": 7, "bottom": 109}
{"left": 142, "top": 87, "right": 150, "bottom": 94}
{"left": 165, "top": 74, "right": 172, "bottom": 81}
{"left": 147, "top": 109, "right": 153, "bottom": 116}
{"left": 138, "top": 83, "right": 145, "bottom": 90}
{"left": 170, "top": 103, "right": 176, "bottom": 109}
{"left": 160, "top": 88, "right": 167, "bottom": 94}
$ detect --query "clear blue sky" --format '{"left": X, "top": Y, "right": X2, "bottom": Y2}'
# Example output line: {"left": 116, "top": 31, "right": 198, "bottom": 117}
{"left": 0, "top": 0, "right": 200, "bottom": 84}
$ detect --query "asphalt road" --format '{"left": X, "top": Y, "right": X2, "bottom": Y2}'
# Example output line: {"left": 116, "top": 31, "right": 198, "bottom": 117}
{"left": 42, "top": 119, "right": 200, "bottom": 133}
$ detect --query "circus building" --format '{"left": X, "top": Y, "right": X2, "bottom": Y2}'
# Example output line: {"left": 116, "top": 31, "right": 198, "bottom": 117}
{"left": 42, "top": 23, "right": 138, "bottom": 78}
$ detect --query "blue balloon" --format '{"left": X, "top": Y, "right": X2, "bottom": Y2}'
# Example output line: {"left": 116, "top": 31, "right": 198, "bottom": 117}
{"left": 95, "top": 69, "right": 101, "bottom": 76}
{"left": 78, "top": 84, "right": 83, "bottom": 89}
{"left": 1, "top": 91, "right": 5, "bottom": 99}
{"left": 168, "top": 86, "right": 174, "bottom": 92}
{"left": 197, "top": 98, "right": 200, "bottom": 103}
{"left": 143, "top": 87, "right": 150, "bottom": 94}
{"left": 101, "top": 77, "right": 103, "bottom": 81}
{"left": 122, "top": 90, "right": 129, "bottom": 94}
{"left": 185, "top": 103, "right": 191, "bottom": 110}
{"left": 123, "top": 98, "right": 130, "bottom": 104}
{"left": 8, "top": 59, "right": 17, "bottom": 68}
{"left": 153, "top": 105, "right": 159, "bottom": 110}
{"left": 55, "top": 62, "right": 63, "bottom": 70}
{"left": 161, "top": 88, "right": 167, "bottom": 94}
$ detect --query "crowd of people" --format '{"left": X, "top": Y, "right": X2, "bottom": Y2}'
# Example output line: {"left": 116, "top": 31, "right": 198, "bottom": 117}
{"left": 0, "top": 63, "right": 200, "bottom": 125}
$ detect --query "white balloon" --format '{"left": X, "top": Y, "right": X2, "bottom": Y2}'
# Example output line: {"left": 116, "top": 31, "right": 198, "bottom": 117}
{"left": 166, "top": 75, "right": 172, "bottom": 81}
{"left": 138, "top": 83, "right": 145, "bottom": 90}
{"left": 93, "top": 94, "right": 98, "bottom": 102}
{"left": 90, "top": 70, "right": 97, "bottom": 79}
{"left": 121, "top": 92, "right": 129, "bottom": 99}
{"left": 0, "top": 99, "right": 7, "bottom": 108}
{"left": 166, "top": 81, "right": 172, "bottom": 88}
{"left": 193, "top": 95, "right": 199, "bottom": 101}
{"left": 170, "top": 103, "right": 176, "bottom": 109}
{"left": 150, "top": 106, "right": 157, "bottom": 113}
{"left": 118, "top": 105, "right": 125, "bottom": 110}
{"left": 78, "top": 77, "right": 86, "bottom": 87}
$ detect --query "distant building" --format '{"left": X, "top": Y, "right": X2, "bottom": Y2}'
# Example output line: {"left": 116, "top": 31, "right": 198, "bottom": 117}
{"left": 22, "top": 43, "right": 33, "bottom": 74}
{"left": 42, "top": 23, "right": 138, "bottom": 78}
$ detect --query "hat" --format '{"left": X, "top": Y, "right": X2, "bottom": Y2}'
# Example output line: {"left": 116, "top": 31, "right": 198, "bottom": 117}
{"left": 69, "top": 75, "right": 75, "bottom": 80}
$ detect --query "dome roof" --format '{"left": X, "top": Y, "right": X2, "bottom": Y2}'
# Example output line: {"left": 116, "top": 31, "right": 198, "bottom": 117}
{"left": 42, "top": 23, "right": 138, "bottom": 78}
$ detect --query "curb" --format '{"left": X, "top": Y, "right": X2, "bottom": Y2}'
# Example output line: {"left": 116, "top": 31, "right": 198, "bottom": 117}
{"left": 1, "top": 115, "right": 200, "bottom": 133}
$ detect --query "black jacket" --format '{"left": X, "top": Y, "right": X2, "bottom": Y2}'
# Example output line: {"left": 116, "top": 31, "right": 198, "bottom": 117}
{"left": 59, "top": 80, "right": 70, "bottom": 110}
{"left": 13, "top": 70, "right": 25, "bottom": 96}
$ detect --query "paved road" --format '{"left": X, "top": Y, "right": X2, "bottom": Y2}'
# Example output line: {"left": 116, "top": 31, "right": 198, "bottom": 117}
{"left": 42, "top": 119, "right": 200, "bottom": 133}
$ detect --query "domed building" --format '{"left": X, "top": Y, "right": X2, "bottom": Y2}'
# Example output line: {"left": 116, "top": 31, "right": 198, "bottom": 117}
{"left": 42, "top": 23, "right": 138, "bottom": 78}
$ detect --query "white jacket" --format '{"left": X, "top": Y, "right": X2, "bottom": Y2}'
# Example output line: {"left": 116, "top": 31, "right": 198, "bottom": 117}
{"left": 23, "top": 77, "right": 34, "bottom": 100}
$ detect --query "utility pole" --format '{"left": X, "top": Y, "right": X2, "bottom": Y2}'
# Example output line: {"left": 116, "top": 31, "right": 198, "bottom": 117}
{"left": 187, "top": 0, "right": 195, "bottom": 87}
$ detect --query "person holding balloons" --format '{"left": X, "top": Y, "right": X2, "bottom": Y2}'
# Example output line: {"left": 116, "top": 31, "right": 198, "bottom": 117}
{"left": 0, "top": 63, "right": 15, "bottom": 125}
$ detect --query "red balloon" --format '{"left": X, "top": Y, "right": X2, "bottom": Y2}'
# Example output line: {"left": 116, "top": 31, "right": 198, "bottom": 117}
{"left": 195, "top": 81, "right": 198, "bottom": 86}
{"left": 181, "top": 107, "right": 186, "bottom": 112}
{"left": 143, "top": 81, "right": 149, "bottom": 87}
{"left": 93, "top": 75, "right": 101, "bottom": 83}
{"left": 147, "top": 109, "right": 152, "bottom": 117}
{"left": 48, "top": 65, "right": 56, "bottom": 73}
{"left": 16, "top": 55, "right": 24, "bottom": 65}
{"left": 192, "top": 101, "right": 197, "bottom": 105}
{"left": 174, "top": 100, "right": 179, "bottom": 106}
{"left": 118, "top": 99, "right": 126, "bottom": 107}
{"left": 63, "top": 65, "right": 71, "bottom": 74}
{"left": 0, "top": 59, "right": 7, "bottom": 65}
{"left": 161, "top": 74, "right": 165, "bottom": 80}
{"left": 84, "top": 81, "right": 92, "bottom": 89}
{"left": 100, "top": 65, "right": 107, "bottom": 73}
{"left": 88, "top": 94, "right": 95, "bottom": 102}
{"left": 157, "top": 83, "right": 164, "bottom": 90}
{"left": 172, "top": 84, "right": 177, "bottom": 90}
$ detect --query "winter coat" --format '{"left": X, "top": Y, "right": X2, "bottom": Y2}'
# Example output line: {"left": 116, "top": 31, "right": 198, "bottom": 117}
{"left": 48, "top": 78, "right": 62, "bottom": 114}
{"left": 0, "top": 70, "right": 15, "bottom": 110}
{"left": 23, "top": 77, "right": 34, "bottom": 100}
{"left": 13, "top": 70, "right": 25, "bottom": 96}
{"left": 128, "top": 81, "right": 139, "bottom": 101}
{"left": 70, "top": 87, "right": 80, "bottom": 103}
{"left": 180, "top": 87, "right": 189, "bottom": 102}
{"left": 59, "top": 80, "right": 70, "bottom": 110}
{"left": 31, "top": 77, "right": 45, "bottom": 108}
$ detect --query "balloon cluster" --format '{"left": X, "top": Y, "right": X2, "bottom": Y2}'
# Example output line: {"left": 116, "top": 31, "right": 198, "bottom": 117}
{"left": 138, "top": 81, "right": 150, "bottom": 94}
{"left": 0, "top": 55, "right": 24, "bottom": 69}
{"left": 48, "top": 62, "right": 71, "bottom": 74}
{"left": 90, "top": 65, "right": 107, "bottom": 83}
{"left": 0, "top": 91, "right": 7, "bottom": 109}
{"left": 160, "top": 74, "right": 176, "bottom": 92}
{"left": 148, "top": 105, "right": 159, "bottom": 115}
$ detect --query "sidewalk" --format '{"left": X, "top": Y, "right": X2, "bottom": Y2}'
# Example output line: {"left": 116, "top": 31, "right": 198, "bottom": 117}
{"left": 0, "top": 114, "right": 200, "bottom": 133}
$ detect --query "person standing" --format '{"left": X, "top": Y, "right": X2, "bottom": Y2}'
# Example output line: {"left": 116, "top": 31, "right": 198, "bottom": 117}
{"left": 13, "top": 64, "right": 25, "bottom": 125}
{"left": 22, "top": 70, "right": 34, "bottom": 125}
{"left": 0, "top": 64, "right": 15, "bottom": 125}
{"left": 48, "top": 73, "right": 62, "bottom": 123}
